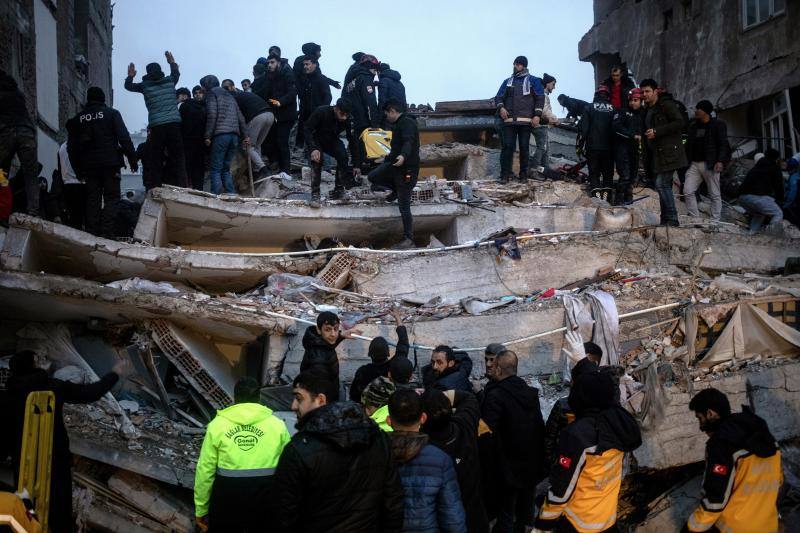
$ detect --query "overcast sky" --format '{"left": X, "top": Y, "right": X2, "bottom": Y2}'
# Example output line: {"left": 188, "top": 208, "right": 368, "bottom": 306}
{"left": 112, "top": 0, "right": 596, "bottom": 133}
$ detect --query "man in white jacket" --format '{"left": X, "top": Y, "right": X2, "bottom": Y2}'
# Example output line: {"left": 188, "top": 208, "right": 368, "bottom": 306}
{"left": 531, "top": 73, "right": 559, "bottom": 172}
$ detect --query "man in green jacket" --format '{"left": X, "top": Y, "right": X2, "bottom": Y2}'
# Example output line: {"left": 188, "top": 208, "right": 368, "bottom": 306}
{"left": 194, "top": 377, "right": 290, "bottom": 532}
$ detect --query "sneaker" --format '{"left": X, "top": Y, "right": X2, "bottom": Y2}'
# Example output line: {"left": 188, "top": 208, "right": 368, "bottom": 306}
{"left": 256, "top": 166, "right": 271, "bottom": 179}
{"left": 498, "top": 174, "right": 511, "bottom": 184}
{"left": 309, "top": 192, "right": 321, "bottom": 208}
{"left": 394, "top": 238, "right": 415, "bottom": 249}
{"left": 371, "top": 184, "right": 392, "bottom": 193}
{"left": 385, "top": 192, "right": 397, "bottom": 203}
{"left": 329, "top": 187, "right": 345, "bottom": 200}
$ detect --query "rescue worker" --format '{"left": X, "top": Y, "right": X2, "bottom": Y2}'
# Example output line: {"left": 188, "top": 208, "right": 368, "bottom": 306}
{"left": 494, "top": 56, "right": 545, "bottom": 182}
{"left": 367, "top": 99, "right": 420, "bottom": 249}
{"left": 580, "top": 86, "right": 615, "bottom": 199}
{"left": 343, "top": 54, "right": 381, "bottom": 168}
{"left": 612, "top": 93, "right": 640, "bottom": 204}
{"left": 66, "top": 87, "right": 138, "bottom": 238}
{"left": 194, "top": 377, "right": 290, "bottom": 533}
{"left": 626, "top": 89, "right": 646, "bottom": 187}
{"left": 683, "top": 388, "right": 782, "bottom": 533}
{"left": 304, "top": 99, "right": 361, "bottom": 206}
{"left": 535, "top": 367, "right": 642, "bottom": 532}
{"left": 349, "top": 306, "right": 409, "bottom": 403}
{"left": 361, "top": 376, "right": 396, "bottom": 432}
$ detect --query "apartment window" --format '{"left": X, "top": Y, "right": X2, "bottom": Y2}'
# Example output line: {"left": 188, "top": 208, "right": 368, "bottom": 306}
{"left": 743, "top": 0, "right": 785, "bottom": 29}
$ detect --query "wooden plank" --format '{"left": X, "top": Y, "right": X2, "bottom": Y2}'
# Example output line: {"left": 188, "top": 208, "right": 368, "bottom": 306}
{"left": 434, "top": 99, "right": 495, "bottom": 113}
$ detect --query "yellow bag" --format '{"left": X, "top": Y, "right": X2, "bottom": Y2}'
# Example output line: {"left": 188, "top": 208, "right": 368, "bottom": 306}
{"left": 360, "top": 128, "right": 393, "bottom": 160}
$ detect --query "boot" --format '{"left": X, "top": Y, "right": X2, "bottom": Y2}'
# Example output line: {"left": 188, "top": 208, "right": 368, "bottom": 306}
{"left": 329, "top": 187, "right": 345, "bottom": 200}
{"left": 394, "top": 237, "right": 415, "bottom": 249}
{"left": 385, "top": 192, "right": 397, "bottom": 203}
{"left": 309, "top": 190, "right": 321, "bottom": 208}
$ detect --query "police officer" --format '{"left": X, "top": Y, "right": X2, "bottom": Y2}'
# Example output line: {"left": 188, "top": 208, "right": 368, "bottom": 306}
{"left": 343, "top": 54, "right": 380, "bottom": 169}
{"left": 194, "top": 377, "right": 290, "bottom": 533}
{"left": 580, "top": 86, "right": 616, "bottom": 199}
{"left": 66, "top": 87, "right": 137, "bottom": 238}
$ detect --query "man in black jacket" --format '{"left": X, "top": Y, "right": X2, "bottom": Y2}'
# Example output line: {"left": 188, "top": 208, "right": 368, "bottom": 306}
{"left": 304, "top": 99, "right": 361, "bottom": 206}
{"left": 272, "top": 370, "right": 404, "bottom": 533}
{"left": 344, "top": 52, "right": 366, "bottom": 89}
{"left": 602, "top": 66, "right": 636, "bottom": 111}
{"left": 263, "top": 54, "right": 297, "bottom": 173}
{"left": 422, "top": 346, "right": 474, "bottom": 393}
{"left": 300, "top": 311, "right": 361, "bottom": 400}
{"left": 738, "top": 149, "right": 785, "bottom": 234}
{"left": 297, "top": 56, "right": 332, "bottom": 149}
{"left": 8, "top": 350, "right": 126, "bottom": 533}
{"left": 378, "top": 63, "right": 407, "bottom": 114}
{"left": 684, "top": 100, "right": 731, "bottom": 221}
{"left": 178, "top": 86, "right": 207, "bottom": 190}
{"left": 66, "top": 87, "right": 138, "bottom": 238}
{"left": 423, "top": 388, "right": 490, "bottom": 533}
{"left": 229, "top": 86, "right": 275, "bottom": 179}
{"left": 344, "top": 54, "right": 381, "bottom": 167}
{"left": 0, "top": 70, "right": 40, "bottom": 216}
{"left": 557, "top": 94, "right": 589, "bottom": 122}
{"left": 481, "top": 350, "right": 545, "bottom": 533}
{"left": 349, "top": 307, "right": 409, "bottom": 403}
{"left": 367, "top": 99, "right": 420, "bottom": 248}
{"left": 580, "top": 86, "right": 616, "bottom": 198}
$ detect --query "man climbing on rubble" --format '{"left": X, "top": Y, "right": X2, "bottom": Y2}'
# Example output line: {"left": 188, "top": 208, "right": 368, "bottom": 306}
{"left": 200, "top": 75, "right": 249, "bottom": 195}
{"left": 272, "top": 370, "right": 404, "bottom": 532}
{"left": 494, "top": 56, "right": 545, "bottom": 182}
{"left": 683, "top": 388, "right": 782, "bottom": 533}
{"left": 349, "top": 306, "right": 409, "bottom": 402}
{"left": 300, "top": 311, "right": 361, "bottom": 400}
{"left": 737, "top": 148, "right": 785, "bottom": 235}
{"left": 535, "top": 366, "right": 641, "bottom": 533}
{"left": 361, "top": 375, "right": 396, "bottom": 431}
{"left": 580, "top": 86, "right": 616, "bottom": 199}
{"left": 7, "top": 350, "right": 128, "bottom": 533}
{"left": 228, "top": 83, "right": 275, "bottom": 181}
{"left": 422, "top": 345, "right": 473, "bottom": 392}
{"left": 684, "top": 100, "right": 731, "bottom": 222}
{"left": 481, "top": 350, "right": 545, "bottom": 533}
{"left": 367, "top": 99, "right": 421, "bottom": 249}
{"left": 304, "top": 98, "right": 361, "bottom": 207}
{"left": 343, "top": 54, "right": 381, "bottom": 168}
{"left": 194, "top": 377, "right": 290, "bottom": 533}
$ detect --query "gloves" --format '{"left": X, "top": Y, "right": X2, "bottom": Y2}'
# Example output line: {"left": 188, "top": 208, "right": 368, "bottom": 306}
{"left": 561, "top": 329, "right": 586, "bottom": 365}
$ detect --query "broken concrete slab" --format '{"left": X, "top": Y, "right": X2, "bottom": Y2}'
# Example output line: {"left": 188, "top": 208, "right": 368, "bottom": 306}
{"left": 1, "top": 214, "right": 326, "bottom": 293}
{"left": 107, "top": 470, "right": 194, "bottom": 532}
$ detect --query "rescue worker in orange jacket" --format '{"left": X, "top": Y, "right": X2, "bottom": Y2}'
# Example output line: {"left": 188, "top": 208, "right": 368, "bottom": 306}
{"left": 683, "top": 388, "right": 782, "bottom": 533}
{"left": 535, "top": 368, "right": 641, "bottom": 532}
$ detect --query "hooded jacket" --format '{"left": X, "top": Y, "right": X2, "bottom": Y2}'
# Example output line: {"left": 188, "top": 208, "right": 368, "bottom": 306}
{"left": 300, "top": 325, "right": 343, "bottom": 382}
{"left": 0, "top": 74, "right": 35, "bottom": 131}
{"left": 65, "top": 102, "right": 137, "bottom": 171}
{"left": 202, "top": 82, "right": 247, "bottom": 140}
{"left": 378, "top": 69, "right": 407, "bottom": 112}
{"left": 124, "top": 62, "right": 181, "bottom": 127}
{"left": 645, "top": 92, "right": 689, "bottom": 173}
{"left": 481, "top": 375, "right": 546, "bottom": 488}
{"left": 272, "top": 402, "right": 404, "bottom": 533}
{"left": 349, "top": 325, "right": 409, "bottom": 403}
{"left": 264, "top": 66, "right": 298, "bottom": 123}
{"left": 580, "top": 95, "right": 616, "bottom": 151}
{"left": 422, "top": 352, "right": 474, "bottom": 393}
{"left": 387, "top": 113, "right": 420, "bottom": 169}
{"left": 194, "top": 403, "right": 290, "bottom": 525}
{"left": 344, "top": 65, "right": 380, "bottom": 128}
{"left": 178, "top": 98, "right": 207, "bottom": 140}
{"left": 559, "top": 95, "right": 590, "bottom": 121}
{"left": 685, "top": 409, "right": 782, "bottom": 533}
{"left": 304, "top": 105, "right": 361, "bottom": 167}
{"left": 494, "top": 70, "right": 545, "bottom": 124}
{"left": 390, "top": 431, "right": 467, "bottom": 533}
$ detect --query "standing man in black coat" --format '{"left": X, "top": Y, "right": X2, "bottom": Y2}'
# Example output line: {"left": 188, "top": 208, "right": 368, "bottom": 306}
{"left": 8, "top": 350, "right": 127, "bottom": 533}
{"left": 423, "top": 388, "right": 490, "bottom": 533}
{"left": 344, "top": 54, "right": 381, "bottom": 168}
{"left": 580, "top": 86, "right": 616, "bottom": 198}
{"left": 178, "top": 86, "right": 207, "bottom": 190}
{"left": 272, "top": 370, "right": 404, "bottom": 533}
{"left": 66, "top": 87, "right": 138, "bottom": 238}
{"left": 349, "top": 307, "right": 409, "bottom": 403}
{"left": 298, "top": 56, "right": 332, "bottom": 145}
{"left": 263, "top": 54, "right": 297, "bottom": 174}
{"left": 481, "top": 350, "right": 545, "bottom": 533}
{"left": 367, "top": 100, "right": 420, "bottom": 248}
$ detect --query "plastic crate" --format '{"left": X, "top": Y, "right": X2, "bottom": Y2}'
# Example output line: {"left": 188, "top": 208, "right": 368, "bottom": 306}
{"left": 315, "top": 252, "right": 355, "bottom": 289}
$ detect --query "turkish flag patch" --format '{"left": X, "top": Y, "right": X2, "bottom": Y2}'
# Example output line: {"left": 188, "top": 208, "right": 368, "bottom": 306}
{"left": 558, "top": 455, "right": 572, "bottom": 469}
{"left": 712, "top": 464, "right": 728, "bottom": 475}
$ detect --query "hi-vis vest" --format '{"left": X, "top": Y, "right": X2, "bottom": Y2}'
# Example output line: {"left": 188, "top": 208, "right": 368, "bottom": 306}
{"left": 360, "top": 128, "right": 392, "bottom": 160}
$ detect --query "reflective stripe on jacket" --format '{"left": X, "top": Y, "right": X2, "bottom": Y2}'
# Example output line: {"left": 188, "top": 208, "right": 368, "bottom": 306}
{"left": 370, "top": 404, "right": 393, "bottom": 432}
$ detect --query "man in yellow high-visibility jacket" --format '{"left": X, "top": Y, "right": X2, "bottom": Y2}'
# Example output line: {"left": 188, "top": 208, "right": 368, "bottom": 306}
{"left": 194, "top": 377, "right": 290, "bottom": 532}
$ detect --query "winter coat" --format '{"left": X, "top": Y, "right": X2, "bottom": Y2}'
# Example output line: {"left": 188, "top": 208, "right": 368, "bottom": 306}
{"left": 300, "top": 325, "right": 343, "bottom": 382}
{"left": 292, "top": 56, "right": 338, "bottom": 94}
{"left": 387, "top": 113, "right": 420, "bottom": 169}
{"left": 685, "top": 408, "right": 781, "bottom": 533}
{"left": 494, "top": 71, "right": 545, "bottom": 124}
{"left": 178, "top": 99, "right": 207, "bottom": 140}
{"left": 250, "top": 74, "right": 267, "bottom": 100}
{"left": 272, "top": 402, "right": 404, "bottom": 533}
{"left": 264, "top": 67, "right": 297, "bottom": 123}
{"left": 739, "top": 157, "right": 785, "bottom": 203}
{"left": 480, "top": 375, "right": 546, "bottom": 488}
{"left": 422, "top": 352, "right": 473, "bottom": 393}
{"left": 344, "top": 66, "right": 380, "bottom": 128}
{"left": 536, "top": 405, "right": 641, "bottom": 532}
{"left": 65, "top": 102, "right": 137, "bottom": 171}
{"left": 349, "top": 326, "right": 409, "bottom": 403}
{"left": 602, "top": 75, "right": 636, "bottom": 110}
{"left": 0, "top": 86, "right": 35, "bottom": 131}
{"left": 124, "top": 63, "right": 181, "bottom": 127}
{"left": 645, "top": 93, "right": 689, "bottom": 173}
{"left": 300, "top": 70, "right": 332, "bottom": 120}
{"left": 541, "top": 92, "right": 558, "bottom": 125}
{"left": 204, "top": 87, "right": 246, "bottom": 140}
{"left": 378, "top": 69, "right": 407, "bottom": 111}
{"left": 580, "top": 95, "right": 616, "bottom": 151}
{"left": 424, "top": 391, "right": 489, "bottom": 533}
{"left": 390, "top": 431, "right": 468, "bottom": 533}
{"left": 685, "top": 118, "right": 731, "bottom": 167}
{"left": 231, "top": 90, "right": 269, "bottom": 123}
{"left": 543, "top": 396, "right": 573, "bottom": 468}
{"left": 304, "top": 105, "right": 361, "bottom": 167}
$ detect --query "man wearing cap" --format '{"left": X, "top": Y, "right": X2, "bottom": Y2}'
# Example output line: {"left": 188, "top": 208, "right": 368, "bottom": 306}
{"left": 684, "top": 100, "right": 731, "bottom": 222}
{"left": 66, "top": 87, "right": 138, "bottom": 238}
{"left": 531, "top": 73, "right": 558, "bottom": 173}
{"left": 494, "top": 56, "right": 545, "bottom": 182}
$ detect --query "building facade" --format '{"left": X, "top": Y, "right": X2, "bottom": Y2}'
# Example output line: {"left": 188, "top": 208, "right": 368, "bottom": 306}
{"left": 579, "top": 0, "right": 798, "bottom": 157}
{"left": 0, "top": 0, "right": 113, "bottom": 181}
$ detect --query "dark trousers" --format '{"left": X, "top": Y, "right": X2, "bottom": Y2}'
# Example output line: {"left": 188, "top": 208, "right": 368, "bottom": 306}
{"left": 587, "top": 149, "right": 614, "bottom": 195}
{"left": 628, "top": 142, "right": 641, "bottom": 187}
{"left": 613, "top": 141, "right": 632, "bottom": 203}
{"left": 0, "top": 125, "right": 39, "bottom": 215}
{"left": 368, "top": 163, "right": 418, "bottom": 240}
{"left": 296, "top": 109, "right": 309, "bottom": 148}
{"left": 492, "top": 487, "right": 534, "bottom": 533}
{"left": 62, "top": 183, "right": 86, "bottom": 230}
{"left": 655, "top": 171, "right": 679, "bottom": 224}
{"left": 266, "top": 120, "right": 294, "bottom": 173}
{"left": 82, "top": 166, "right": 120, "bottom": 238}
{"left": 500, "top": 124, "right": 532, "bottom": 178}
{"left": 183, "top": 137, "right": 206, "bottom": 190}
{"left": 49, "top": 453, "right": 74, "bottom": 533}
{"left": 148, "top": 123, "right": 187, "bottom": 188}
{"left": 310, "top": 140, "right": 349, "bottom": 193}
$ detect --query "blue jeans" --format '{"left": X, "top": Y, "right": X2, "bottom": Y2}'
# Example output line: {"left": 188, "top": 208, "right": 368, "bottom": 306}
{"left": 209, "top": 133, "right": 239, "bottom": 194}
{"left": 739, "top": 194, "right": 783, "bottom": 232}
{"left": 655, "top": 171, "right": 679, "bottom": 224}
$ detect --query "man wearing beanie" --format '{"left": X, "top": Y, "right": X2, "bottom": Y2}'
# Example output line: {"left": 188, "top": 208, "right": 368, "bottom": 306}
{"left": 531, "top": 73, "right": 559, "bottom": 172}
{"left": 684, "top": 100, "right": 731, "bottom": 222}
{"left": 292, "top": 42, "right": 341, "bottom": 148}
{"left": 494, "top": 56, "right": 545, "bottom": 182}
{"left": 66, "top": 86, "right": 138, "bottom": 238}
{"left": 362, "top": 376, "right": 397, "bottom": 431}
{"left": 349, "top": 307, "right": 409, "bottom": 402}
